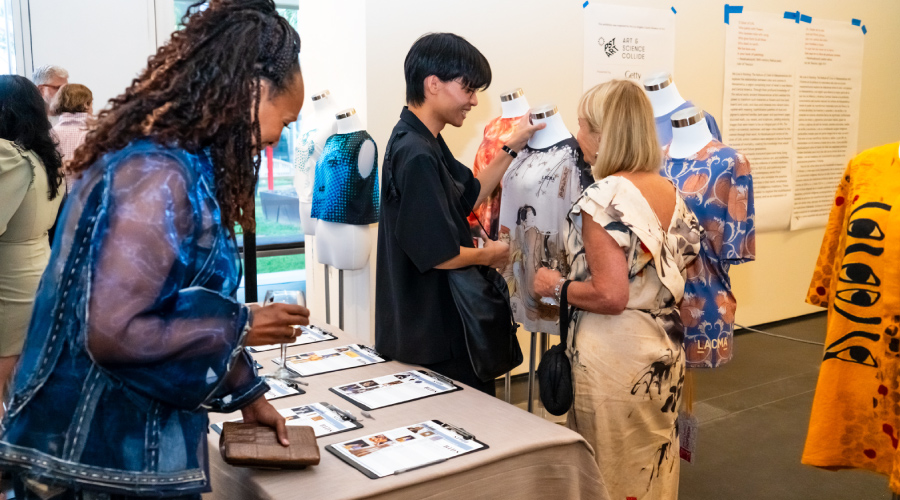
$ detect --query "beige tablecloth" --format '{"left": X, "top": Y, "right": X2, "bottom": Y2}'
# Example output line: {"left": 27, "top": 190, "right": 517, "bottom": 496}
{"left": 205, "top": 322, "right": 607, "bottom": 500}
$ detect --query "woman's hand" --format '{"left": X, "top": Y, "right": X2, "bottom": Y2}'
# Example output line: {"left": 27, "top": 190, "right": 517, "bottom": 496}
{"left": 241, "top": 395, "right": 290, "bottom": 446}
{"left": 505, "top": 113, "right": 547, "bottom": 152}
{"left": 245, "top": 303, "right": 310, "bottom": 346}
{"left": 533, "top": 267, "right": 563, "bottom": 298}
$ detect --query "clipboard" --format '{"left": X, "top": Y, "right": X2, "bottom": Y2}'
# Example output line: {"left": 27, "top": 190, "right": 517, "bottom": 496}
{"left": 210, "top": 402, "right": 363, "bottom": 438}
{"left": 263, "top": 378, "right": 305, "bottom": 401}
{"left": 325, "top": 420, "right": 489, "bottom": 479}
{"left": 275, "top": 344, "right": 387, "bottom": 377}
{"left": 328, "top": 370, "right": 462, "bottom": 412}
{"left": 246, "top": 325, "right": 338, "bottom": 353}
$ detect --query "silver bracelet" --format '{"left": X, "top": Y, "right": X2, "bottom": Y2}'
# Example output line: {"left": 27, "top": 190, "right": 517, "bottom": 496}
{"left": 553, "top": 278, "right": 567, "bottom": 302}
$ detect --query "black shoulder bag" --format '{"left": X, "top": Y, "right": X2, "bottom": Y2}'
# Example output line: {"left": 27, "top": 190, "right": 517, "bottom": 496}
{"left": 445, "top": 219, "right": 524, "bottom": 382}
{"left": 383, "top": 134, "right": 523, "bottom": 383}
{"left": 537, "top": 280, "right": 574, "bottom": 416}
{"left": 439, "top": 160, "right": 523, "bottom": 383}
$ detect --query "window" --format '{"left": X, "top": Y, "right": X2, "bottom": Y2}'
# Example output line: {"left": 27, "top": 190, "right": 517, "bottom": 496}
{"left": 173, "top": 1, "right": 305, "bottom": 302}
{"left": 0, "top": 0, "right": 16, "bottom": 75}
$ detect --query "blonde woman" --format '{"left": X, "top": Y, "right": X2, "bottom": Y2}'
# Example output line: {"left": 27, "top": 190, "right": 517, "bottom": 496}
{"left": 534, "top": 80, "right": 703, "bottom": 499}
{"left": 50, "top": 83, "right": 93, "bottom": 191}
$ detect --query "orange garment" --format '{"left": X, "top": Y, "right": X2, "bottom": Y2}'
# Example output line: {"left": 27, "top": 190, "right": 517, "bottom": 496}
{"left": 803, "top": 142, "right": 900, "bottom": 492}
{"left": 469, "top": 116, "right": 519, "bottom": 239}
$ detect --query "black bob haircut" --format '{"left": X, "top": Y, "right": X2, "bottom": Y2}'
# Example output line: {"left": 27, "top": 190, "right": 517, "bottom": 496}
{"left": 404, "top": 33, "right": 491, "bottom": 106}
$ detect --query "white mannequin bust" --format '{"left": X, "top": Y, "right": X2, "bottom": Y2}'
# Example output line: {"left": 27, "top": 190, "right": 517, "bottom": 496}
{"left": 527, "top": 105, "right": 572, "bottom": 149}
{"left": 294, "top": 90, "right": 340, "bottom": 236}
{"left": 314, "top": 108, "right": 376, "bottom": 270}
{"left": 643, "top": 72, "right": 687, "bottom": 118}
{"left": 500, "top": 88, "right": 530, "bottom": 118}
{"left": 668, "top": 107, "right": 713, "bottom": 159}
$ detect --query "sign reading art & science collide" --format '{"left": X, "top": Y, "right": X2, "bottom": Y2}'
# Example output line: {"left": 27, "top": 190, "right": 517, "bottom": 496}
{"left": 582, "top": 3, "right": 676, "bottom": 91}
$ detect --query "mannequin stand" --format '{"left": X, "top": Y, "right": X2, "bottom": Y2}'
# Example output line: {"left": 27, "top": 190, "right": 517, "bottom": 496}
{"left": 526, "top": 332, "right": 551, "bottom": 413}
{"left": 527, "top": 333, "right": 537, "bottom": 412}
{"left": 338, "top": 269, "right": 345, "bottom": 330}
{"left": 321, "top": 265, "right": 347, "bottom": 330}
{"left": 504, "top": 372, "right": 511, "bottom": 403}
{"left": 324, "top": 264, "right": 331, "bottom": 324}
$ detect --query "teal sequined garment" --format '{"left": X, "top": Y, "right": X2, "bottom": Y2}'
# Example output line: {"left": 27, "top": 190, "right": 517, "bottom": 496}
{"left": 310, "top": 130, "right": 380, "bottom": 225}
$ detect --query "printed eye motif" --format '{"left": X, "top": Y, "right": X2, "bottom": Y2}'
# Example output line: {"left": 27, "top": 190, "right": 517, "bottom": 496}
{"left": 839, "top": 263, "right": 881, "bottom": 286}
{"left": 824, "top": 331, "right": 880, "bottom": 368}
{"left": 824, "top": 345, "right": 878, "bottom": 367}
{"left": 847, "top": 219, "right": 884, "bottom": 240}
{"left": 835, "top": 289, "right": 881, "bottom": 307}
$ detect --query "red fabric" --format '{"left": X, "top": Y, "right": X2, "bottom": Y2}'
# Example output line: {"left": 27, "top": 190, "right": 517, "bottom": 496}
{"left": 469, "top": 116, "right": 519, "bottom": 238}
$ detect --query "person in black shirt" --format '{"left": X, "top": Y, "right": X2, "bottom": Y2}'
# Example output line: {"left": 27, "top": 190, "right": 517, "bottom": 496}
{"left": 375, "top": 33, "right": 543, "bottom": 395}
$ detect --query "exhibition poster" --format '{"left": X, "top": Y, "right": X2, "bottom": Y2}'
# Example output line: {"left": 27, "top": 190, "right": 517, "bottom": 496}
{"left": 583, "top": 3, "right": 675, "bottom": 91}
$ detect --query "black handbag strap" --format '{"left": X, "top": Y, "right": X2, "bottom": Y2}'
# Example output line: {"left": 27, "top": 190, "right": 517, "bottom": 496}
{"left": 435, "top": 153, "right": 489, "bottom": 237}
{"left": 559, "top": 280, "right": 574, "bottom": 348}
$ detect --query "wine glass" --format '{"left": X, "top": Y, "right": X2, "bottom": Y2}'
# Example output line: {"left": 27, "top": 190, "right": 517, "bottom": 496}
{"left": 539, "top": 231, "right": 562, "bottom": 306}
{"left": 263, "top": 290, "right": 305, "bottom": 381}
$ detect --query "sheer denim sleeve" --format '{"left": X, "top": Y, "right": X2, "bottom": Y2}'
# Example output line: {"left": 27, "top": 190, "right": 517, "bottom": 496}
{"left": 86, "top": 152, "right": 266, "bottom": 412}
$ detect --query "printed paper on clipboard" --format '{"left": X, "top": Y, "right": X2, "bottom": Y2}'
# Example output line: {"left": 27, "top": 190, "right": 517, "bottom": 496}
{"left": 330, "top": 370, "right": 461, "bottom": 411}
{"left": 246, "top": 325, "right": 338, "bottom": 353}
{"left": 274, "top": 344, "right": 386, "bottom": 377}
{"left": 326, "top": 420, "right": 488, "bottom": 479}
{"left": 263, "top": 378, "right": 305, "bottom": 400}
{"left": 210, "top": 402, "right": 362, "bottom": 437}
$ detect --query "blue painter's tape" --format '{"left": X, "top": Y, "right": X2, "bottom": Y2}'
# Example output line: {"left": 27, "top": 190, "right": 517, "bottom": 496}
{"left": 862, "top": 25, "right": 867, "bottom": 34}
{"left": 583, "top": 0, "right": 588, "bottom": 8}
{"left": 784, "top": 11, "right": 799, "bottom": 23}
{"left": 724, "top": 4, "right": 743, "bottom": 24}
{"left": 800, "top": 14, "right": 811, "bottom": 23}
{"left": 671, "top": 6, "right": 677, "bottom": 14}
{"left": 851, "top": 18, "right": 861, "bottom": 26}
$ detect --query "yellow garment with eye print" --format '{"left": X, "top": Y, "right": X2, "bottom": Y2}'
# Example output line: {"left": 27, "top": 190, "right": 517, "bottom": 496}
{"left": 803, "top": 142, "right": 900, "bottom": 492}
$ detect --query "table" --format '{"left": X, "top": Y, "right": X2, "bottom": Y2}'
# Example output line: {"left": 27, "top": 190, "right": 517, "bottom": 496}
{"left": 204, "top": 323, "right": 607, "bottom": 500}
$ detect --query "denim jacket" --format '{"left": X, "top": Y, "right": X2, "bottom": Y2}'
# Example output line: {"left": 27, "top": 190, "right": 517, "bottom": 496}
{"left": 0, "top": 140, "right": 268, "bottom": 496}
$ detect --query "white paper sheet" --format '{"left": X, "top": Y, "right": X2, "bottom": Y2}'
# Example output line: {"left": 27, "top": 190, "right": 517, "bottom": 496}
{"left": 263, "top": 378, "right": 304, "bottom": 401}
{"left": 246, "top": 325, "right": 337, "bottom": 352}
{"left": 583, "top": 4, "right": 675, "bottom": 90}
{"left": 275, "top": 344, "right": 385, "bottom": 377}
{"left": 723, "top": 11, "right": 799, "bottom": 232}
{"left": 211, "top": 402, "right": 360, "bottom": 437}
{"left": 332, "top": 370, "right": 458, "bottom": 411}
{"left": 790, "top": 18, "right": 863, "bottom": 230}
{"left": 329, "top": 420, "right": 484, "bottom": 478}
{"left": 722, "top": 12, "right": 864, "bottom": 231}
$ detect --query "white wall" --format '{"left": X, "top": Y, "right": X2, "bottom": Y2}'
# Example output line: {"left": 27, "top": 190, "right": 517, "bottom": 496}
{"left": 27, "top": 0, "right": 158, "bottom": 113}
{"left": 297, "top": 0, "right": 374, "bottom": 340}
{"left": 364, "top": 0, "right": 900, "bottom": 331}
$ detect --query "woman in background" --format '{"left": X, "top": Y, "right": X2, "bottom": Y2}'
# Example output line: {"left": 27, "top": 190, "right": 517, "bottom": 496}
{"left": 0, "top": 1, "right": 309, "bottom": 498}
{"left": 534, "top": 80, "right": 703, "bottom": 499}
{"left": 0, "top": 75, "right": 64, "bottom": 408}
{"left": 51, "top": 83, "right": 93, "bottom": 192}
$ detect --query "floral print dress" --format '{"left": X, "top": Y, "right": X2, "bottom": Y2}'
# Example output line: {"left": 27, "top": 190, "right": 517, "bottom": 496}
{"left": 565, "top": 176, "right": 702, "bottom": 500}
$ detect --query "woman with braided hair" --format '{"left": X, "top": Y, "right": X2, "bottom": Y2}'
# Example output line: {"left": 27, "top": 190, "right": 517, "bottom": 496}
{"left": 0, "top": 1, "right": 307, "bottom": 498}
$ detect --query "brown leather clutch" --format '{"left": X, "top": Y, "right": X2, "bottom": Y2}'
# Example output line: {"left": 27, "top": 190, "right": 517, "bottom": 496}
{"left": 219, "top": 422, "right": 320, "bottom": 469}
